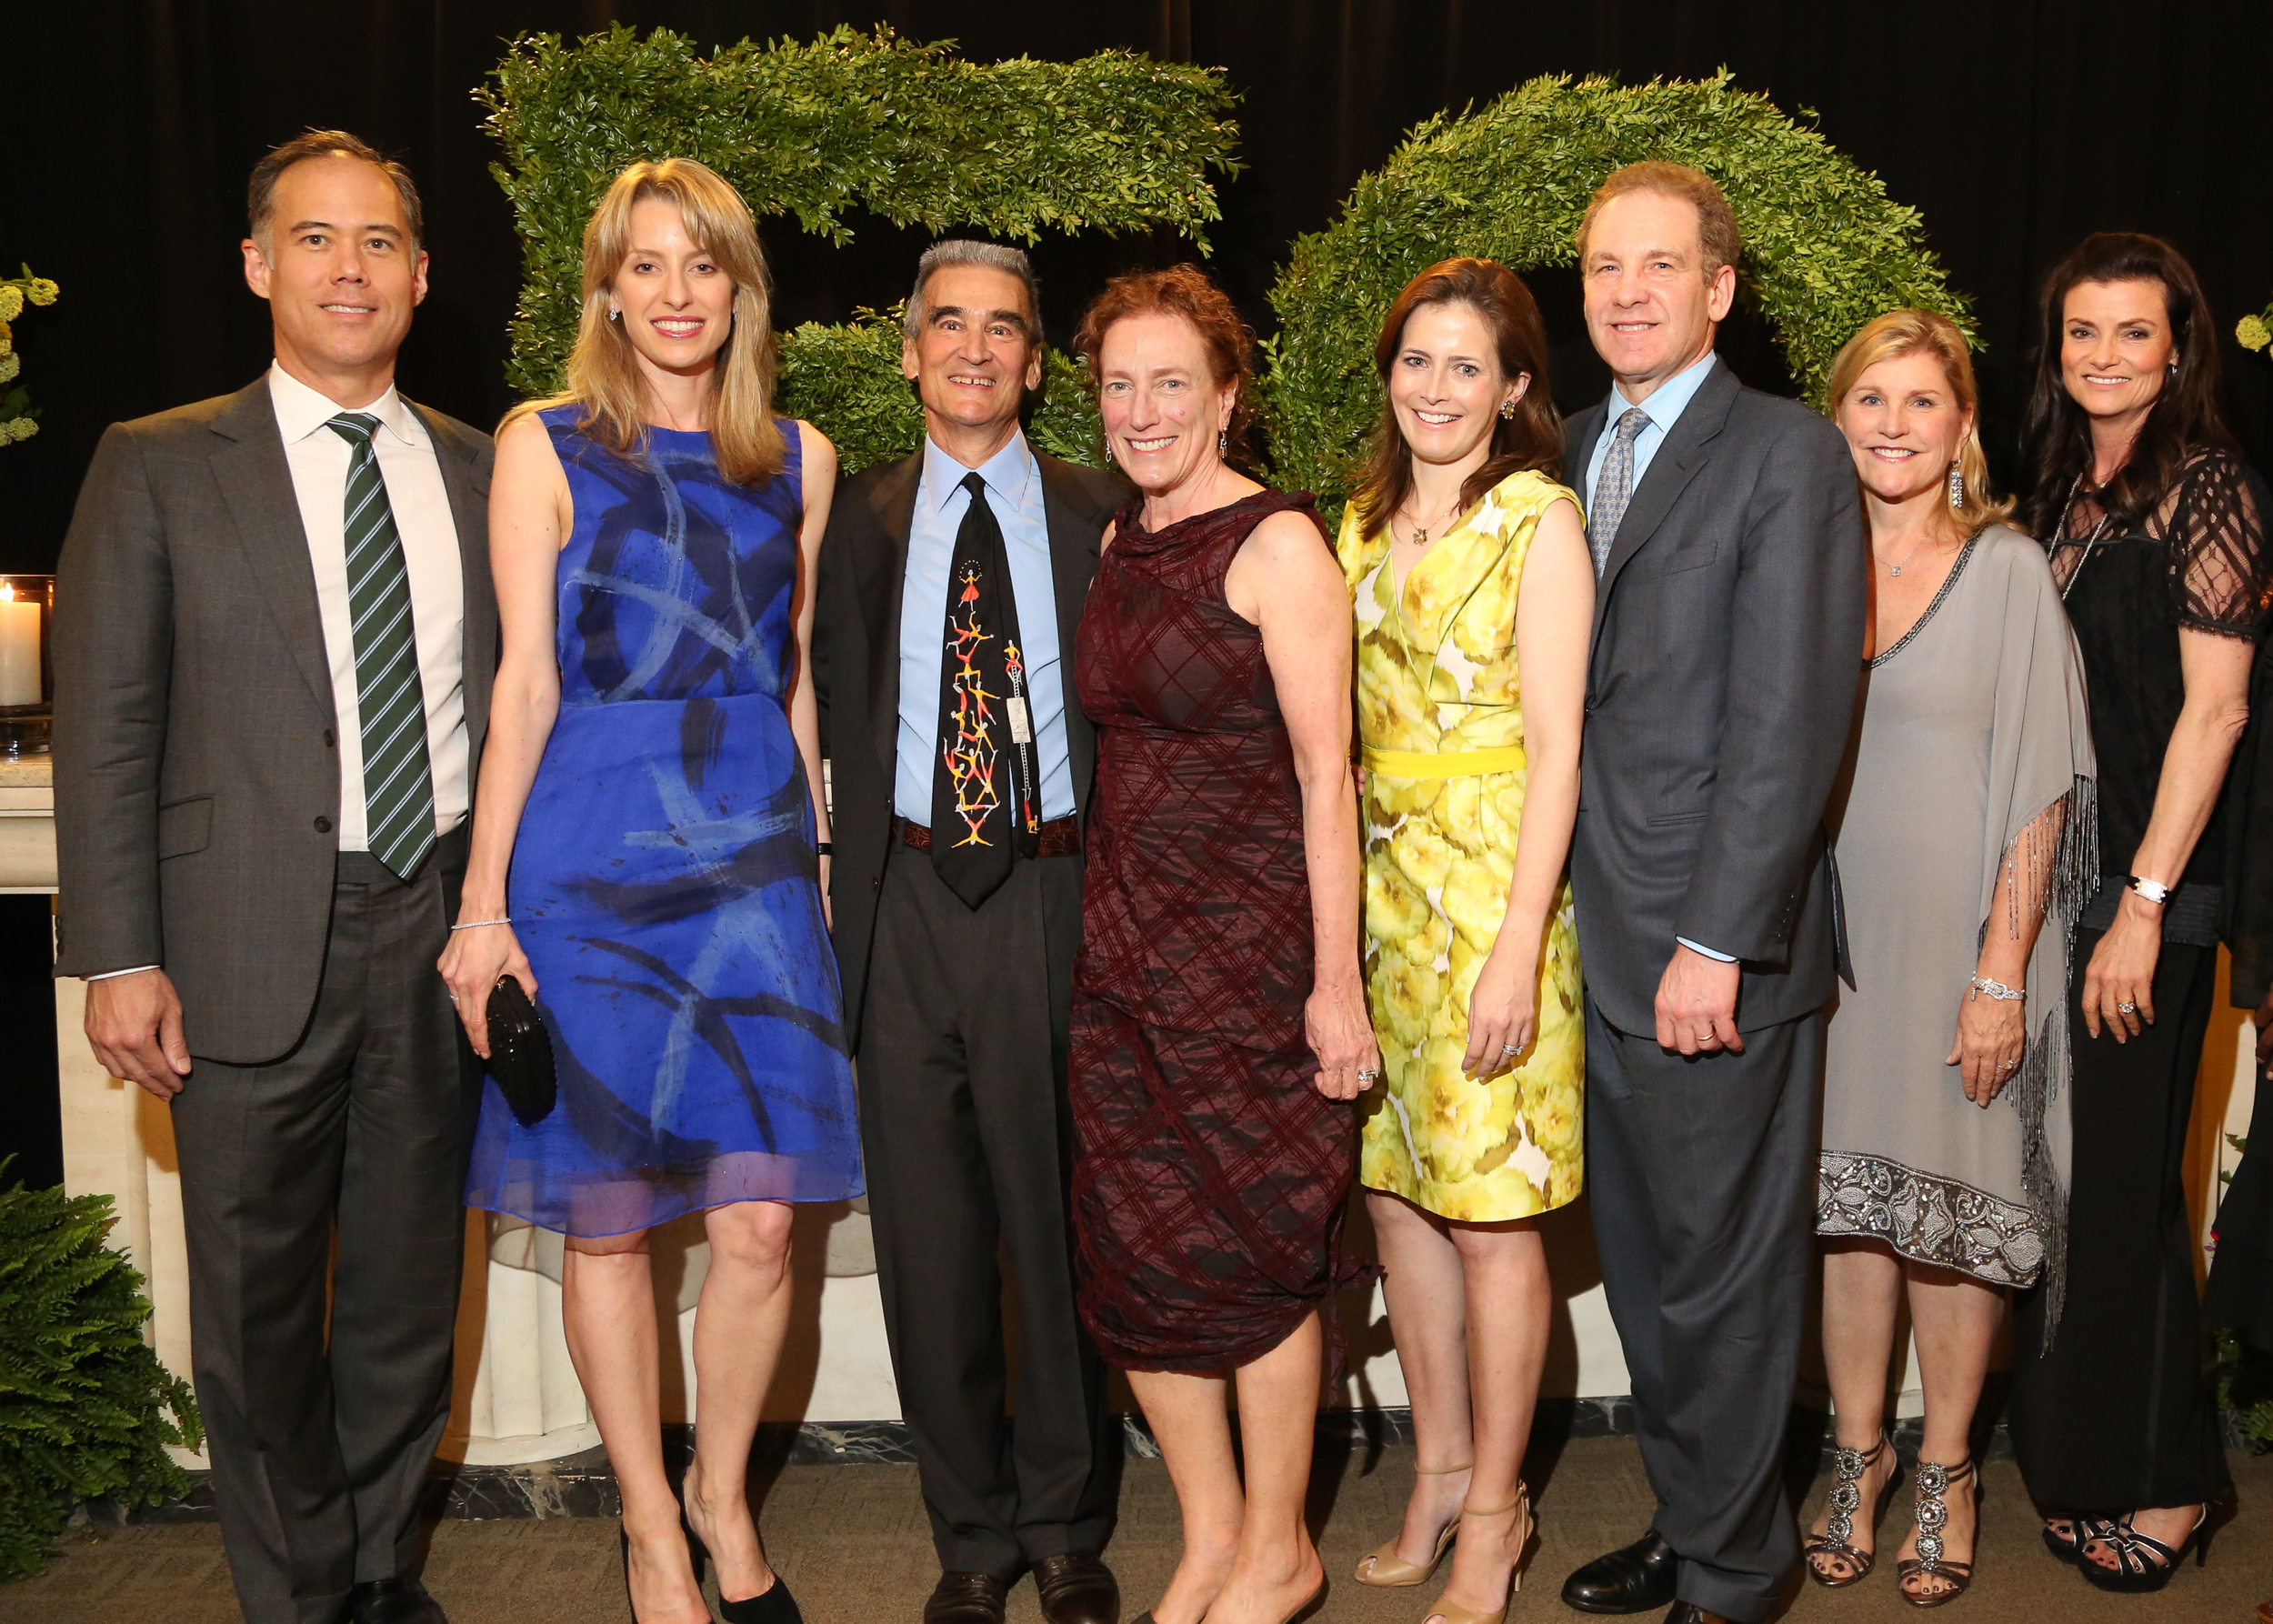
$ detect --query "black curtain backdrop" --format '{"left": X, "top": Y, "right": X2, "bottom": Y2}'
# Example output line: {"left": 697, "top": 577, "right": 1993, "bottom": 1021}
{"left": 2, "top": 0, "right": 2269, "bottom": 566}
{"left": 0, "top": 1, "right": 2268, "bottom": 1173}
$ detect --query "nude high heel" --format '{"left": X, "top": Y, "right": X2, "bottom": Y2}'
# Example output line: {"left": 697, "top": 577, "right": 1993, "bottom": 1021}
{"left": 1422, "top": 1484, "right": 1530, "bottom": 1624}
{"left": 1355, "top": 1461, "right": 1470, "bottom": 1587}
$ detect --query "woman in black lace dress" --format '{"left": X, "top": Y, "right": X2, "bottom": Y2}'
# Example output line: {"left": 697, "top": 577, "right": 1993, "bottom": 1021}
{"left": 2006, "top": 233, "right": 2271, "bottom": 1594}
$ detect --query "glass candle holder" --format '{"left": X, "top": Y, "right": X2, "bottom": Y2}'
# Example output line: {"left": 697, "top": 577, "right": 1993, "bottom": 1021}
{"left": 0, "top": 574, "right": 54, "bottom": 756}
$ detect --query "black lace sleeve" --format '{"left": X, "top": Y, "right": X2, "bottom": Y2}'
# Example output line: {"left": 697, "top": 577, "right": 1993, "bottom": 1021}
{"left": 2156, "top": 452, "right": 2272, "bottom": 639}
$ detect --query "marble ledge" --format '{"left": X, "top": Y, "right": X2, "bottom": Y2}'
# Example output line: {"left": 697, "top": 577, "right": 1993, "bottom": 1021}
{"left": 0, "top": 752, "right": 53, "bottom": 788}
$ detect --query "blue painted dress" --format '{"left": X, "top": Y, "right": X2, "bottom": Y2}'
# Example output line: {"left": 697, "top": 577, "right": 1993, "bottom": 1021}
{"left": 465, "top": 409, "right": 862, "bottom": 1237}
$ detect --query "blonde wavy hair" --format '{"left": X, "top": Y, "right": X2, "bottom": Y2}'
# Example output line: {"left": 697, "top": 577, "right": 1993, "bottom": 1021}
{"left": 1827, "top": 308, "right": 2011, "bottom": 534}
{"left": 509, "top": 158, "right": 786, "bottom": 488}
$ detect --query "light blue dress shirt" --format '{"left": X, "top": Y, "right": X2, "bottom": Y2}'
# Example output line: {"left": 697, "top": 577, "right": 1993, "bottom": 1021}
{"left": 1585, "top": 351, "right": 1737, "bottom": 966}
{"left": 1582, "top": 349, "right": 1718, "bottom": 512}
{"left": 896, "top": 431, "right": 1076, "bottom": 824}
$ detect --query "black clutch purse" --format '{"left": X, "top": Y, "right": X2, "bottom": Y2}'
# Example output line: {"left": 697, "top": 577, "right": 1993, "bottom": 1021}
{"left": 485, "top": 977, "right": 557, "bottom": 1127}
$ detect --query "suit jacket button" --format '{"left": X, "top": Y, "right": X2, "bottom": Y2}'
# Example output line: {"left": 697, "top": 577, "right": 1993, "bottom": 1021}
{"left": 315, "top": 817, "right": 333, "bottom": 833}
{"left": 324, "top": 727, "right": 336, "bottom": 747}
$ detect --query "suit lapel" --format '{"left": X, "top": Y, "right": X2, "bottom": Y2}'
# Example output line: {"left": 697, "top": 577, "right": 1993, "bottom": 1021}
{"left": 209, "top": 379, "right": 335, "bottom": 716}
{"left": 1036, "top": 453, "right": 1107, "bottom": 811}
{"left": 864, "top": 454, "right": 924, "bottom": 787}
{"left": 412, "top": 402, "right": 496, "bottom": 761}
{"left": 1036, "top": 455, "right": 1103, "bottom": 678}
{"left": 1590, "top": 362, "right": 1741, "bottom": 643}
{"left": 1566, "top": 405, "right": 1606, "bottom": 513}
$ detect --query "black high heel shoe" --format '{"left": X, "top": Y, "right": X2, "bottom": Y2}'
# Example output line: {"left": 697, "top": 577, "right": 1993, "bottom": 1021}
{"left": 2039, "top": 1514, "right": 2115, "bottom": 1566}
{"left": 684, "top": 1509, "right": 806, "bottom": 1624}
{"left": 2076, "top": 1501, "right": 2228, "bottom": 1594}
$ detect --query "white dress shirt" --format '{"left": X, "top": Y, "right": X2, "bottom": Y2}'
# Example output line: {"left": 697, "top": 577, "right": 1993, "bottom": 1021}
{"left": 269, "top": 364, "right": 470, "bottom": 849}
{"left": 1582, "top": 350, "right": 1718, "bottom": 506}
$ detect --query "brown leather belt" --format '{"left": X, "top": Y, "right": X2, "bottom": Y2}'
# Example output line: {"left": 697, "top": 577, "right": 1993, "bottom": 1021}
{"left": 899, "top": 814, "right": 1082, "bottom": 859}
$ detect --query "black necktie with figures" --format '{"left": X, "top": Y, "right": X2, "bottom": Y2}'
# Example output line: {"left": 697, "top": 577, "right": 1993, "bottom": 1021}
{"left": 929, "top": 471, "right": 1039, "bottom": 908}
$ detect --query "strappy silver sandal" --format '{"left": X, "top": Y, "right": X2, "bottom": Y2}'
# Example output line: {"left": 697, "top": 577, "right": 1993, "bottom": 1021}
{"left": 1804, "top": 1432, "right": 1897, "bottom": 1587}
{"left": 1897, "top": 1457, "right": 1976, "bottom": 1608}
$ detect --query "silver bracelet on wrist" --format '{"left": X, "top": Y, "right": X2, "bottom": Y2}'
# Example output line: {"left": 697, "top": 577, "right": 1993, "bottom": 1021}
{"left": 2124, "top": 874, "right": 2173, "bottom": 906}
{"left": 1968, "top": 974, "right": 2025, "bottom": 1002}
{"left": 450, "top": 917, "right": 512, "bottom": 931}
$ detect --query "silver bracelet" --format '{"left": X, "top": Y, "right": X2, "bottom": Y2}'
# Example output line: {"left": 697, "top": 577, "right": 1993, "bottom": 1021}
{"left": 1968, "top": 974, "right": 2025, "bottom": 1002}
{"left": 450, "top": 917, "right": 512, "bottom": 931}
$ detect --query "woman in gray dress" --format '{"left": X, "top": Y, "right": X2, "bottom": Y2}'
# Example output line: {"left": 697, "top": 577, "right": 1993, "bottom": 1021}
{"left": 1803, "top": 310, "right": 2095, "bottom": 1607}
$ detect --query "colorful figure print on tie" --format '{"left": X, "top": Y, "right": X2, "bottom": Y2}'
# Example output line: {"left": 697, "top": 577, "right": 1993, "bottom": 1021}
{"left": 943, "top": 560, "right": 1003, "bottom": 848}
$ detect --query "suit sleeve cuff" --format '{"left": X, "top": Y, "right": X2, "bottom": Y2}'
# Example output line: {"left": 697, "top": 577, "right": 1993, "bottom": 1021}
{"left": 1675, "top": 937, "right": 1738, "bottom": 964}
{"left": 84, "top": 964, "right": 161, "bottom": 982}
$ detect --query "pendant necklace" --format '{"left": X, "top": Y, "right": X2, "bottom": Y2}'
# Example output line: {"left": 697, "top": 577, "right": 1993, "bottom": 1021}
{"left": 1879, "top": 531, "right": 1933, "bottom": 577}
{"left": 1401, "top": 494, "right": 1462, "bottom": 549}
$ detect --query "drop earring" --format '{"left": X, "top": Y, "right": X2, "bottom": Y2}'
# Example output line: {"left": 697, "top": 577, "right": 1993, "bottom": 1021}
{"left": 1948, "top": 462, "right": 1965, "bottom": 509}
{"left": 606, "top": 304, "right": 621, "bottom": 322}
{"left": 1218, "top": 429, "right": 1228, "bottom": 457}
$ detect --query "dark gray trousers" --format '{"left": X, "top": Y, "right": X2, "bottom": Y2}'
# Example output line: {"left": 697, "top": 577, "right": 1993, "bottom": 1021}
{"left": 170, "top": 843, "right": 475, "bottom": 1624}
{"left": 856, "top": 841, "right": 1116, "bottom": 1579}
{"left": 1584, "top": 997, "right": 1826, "bottom": 1624}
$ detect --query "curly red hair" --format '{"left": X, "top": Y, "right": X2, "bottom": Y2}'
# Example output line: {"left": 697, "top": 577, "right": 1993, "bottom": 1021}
{"left": 1074, "top": 264, "right": 1258, "bottom": 467}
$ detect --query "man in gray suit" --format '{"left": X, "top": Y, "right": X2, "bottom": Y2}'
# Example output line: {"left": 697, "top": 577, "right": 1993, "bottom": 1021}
{"left": 53, "top": 131, "right": 495, "bottom": 1624}
{"left": 1553, "top": 164, "right": 1866, "bottom": 1624}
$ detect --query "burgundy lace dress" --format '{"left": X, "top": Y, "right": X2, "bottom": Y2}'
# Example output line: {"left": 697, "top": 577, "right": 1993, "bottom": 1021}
{"left": 1069, "top": 488, "right": 1369, "bottom": 1373}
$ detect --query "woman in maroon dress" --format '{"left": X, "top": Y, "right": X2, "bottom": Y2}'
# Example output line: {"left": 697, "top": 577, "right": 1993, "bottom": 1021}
{"left": 1069, "top": 266, "right": 1378, "bottom": 1624}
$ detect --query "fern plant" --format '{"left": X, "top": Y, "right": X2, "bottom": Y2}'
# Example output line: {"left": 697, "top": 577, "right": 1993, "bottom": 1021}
{"left": 0, "top": 1172, "right": 202, "bottom": 1580}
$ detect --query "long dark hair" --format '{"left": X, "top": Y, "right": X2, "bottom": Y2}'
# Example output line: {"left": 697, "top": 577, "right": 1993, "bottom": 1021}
{"left": 1353, "top": 258, "right": 1563, "bottom": 541}
{"left": 2017, "top": 232, "right": 2236, "bottom": 536}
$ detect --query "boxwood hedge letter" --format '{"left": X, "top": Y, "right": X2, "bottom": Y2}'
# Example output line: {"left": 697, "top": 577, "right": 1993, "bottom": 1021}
{"left": 1258, "top": 70, "right": 1975, "bottom": 521}
{"left": 479, "top": 25, "right": 1239, "bottom": 474}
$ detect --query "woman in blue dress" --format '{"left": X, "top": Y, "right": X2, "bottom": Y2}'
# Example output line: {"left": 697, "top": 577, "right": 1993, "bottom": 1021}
{"left": 443, "top": 158, "right": 856, "bottom": 1624}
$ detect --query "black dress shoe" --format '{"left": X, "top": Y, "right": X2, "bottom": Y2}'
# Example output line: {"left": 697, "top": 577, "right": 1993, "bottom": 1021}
{"left": 348, "top": 1578, "right": 447, "bottom": 1624}
{"left": 1562, "top": 1529, "right": 1678, "bottom": 1615}
{"left": 1033, "top": 1554, "right": 1120, "bottom": 1624}
{"left": 925, "top": 1571, "right": 1011, "bottom": 1624}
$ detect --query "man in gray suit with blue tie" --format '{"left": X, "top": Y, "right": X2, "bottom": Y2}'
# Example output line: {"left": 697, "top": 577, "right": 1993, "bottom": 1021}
{"left": 1553, "top": 164, "right": 1867, "bottom": 1624}
{"left": 54, "top": 132, "right": 493, "bottom": 1624}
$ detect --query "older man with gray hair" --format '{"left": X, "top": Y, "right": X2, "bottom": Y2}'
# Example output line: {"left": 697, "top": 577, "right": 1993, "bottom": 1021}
{"left": 813, "top": 241, "right": 1126, "bottom": 1624}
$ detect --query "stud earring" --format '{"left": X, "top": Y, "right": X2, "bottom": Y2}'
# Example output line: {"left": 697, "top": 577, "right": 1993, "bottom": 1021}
{"left": 1500, "top": 399, "right": 1517, "bottom": 420}
{"left": 1948, "top": 462, "right": 1965, "bottom": 509}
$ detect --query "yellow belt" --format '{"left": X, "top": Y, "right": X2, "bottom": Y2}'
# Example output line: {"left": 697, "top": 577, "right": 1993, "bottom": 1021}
{"left": 1363, "top": 745, "right": 1526, "bottom": 779}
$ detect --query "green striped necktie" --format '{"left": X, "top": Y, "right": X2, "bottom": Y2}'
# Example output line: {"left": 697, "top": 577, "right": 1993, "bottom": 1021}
{"left": 326, "top": 412, "right": 436, "bottom": 881}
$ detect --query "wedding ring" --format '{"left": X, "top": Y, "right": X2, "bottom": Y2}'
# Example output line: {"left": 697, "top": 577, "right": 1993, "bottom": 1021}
{"left": 1500, "top": 1042, "right": 1519, "bottom": 1056}
{"left": 2117, "top": 1001, "right": 2138, "bottom": 1014}
{"left": 1356, "top": 1068, "right": 1379, "bottom": 1083}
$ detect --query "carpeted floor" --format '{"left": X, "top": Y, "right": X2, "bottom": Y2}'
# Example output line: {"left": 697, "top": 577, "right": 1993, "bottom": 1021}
{"left": 5, "top": 1439, "right": 2266, "bottom": 1623}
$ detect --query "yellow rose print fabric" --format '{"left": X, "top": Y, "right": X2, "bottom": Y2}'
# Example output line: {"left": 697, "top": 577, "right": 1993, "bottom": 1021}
{"left": 1339, "top": 468, "right": 1584, "bottom": 1222}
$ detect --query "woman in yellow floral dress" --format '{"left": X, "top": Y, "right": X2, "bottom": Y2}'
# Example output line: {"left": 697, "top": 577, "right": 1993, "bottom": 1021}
{"left": 1338, "top": 260, "right": 1592, "bottom": 1624}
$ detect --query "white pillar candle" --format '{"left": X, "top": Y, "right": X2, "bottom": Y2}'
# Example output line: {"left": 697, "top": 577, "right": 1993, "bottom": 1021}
{"left": 0, "top": 591, "right": 41, "bottom": 707}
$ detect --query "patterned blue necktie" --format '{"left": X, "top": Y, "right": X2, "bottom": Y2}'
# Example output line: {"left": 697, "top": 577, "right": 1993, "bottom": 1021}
{"left": 1587, "top": 406, "right": 1652, "bottom": 576}
{"left": 326, "top": 413, "right": 436, "bottom": 880}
